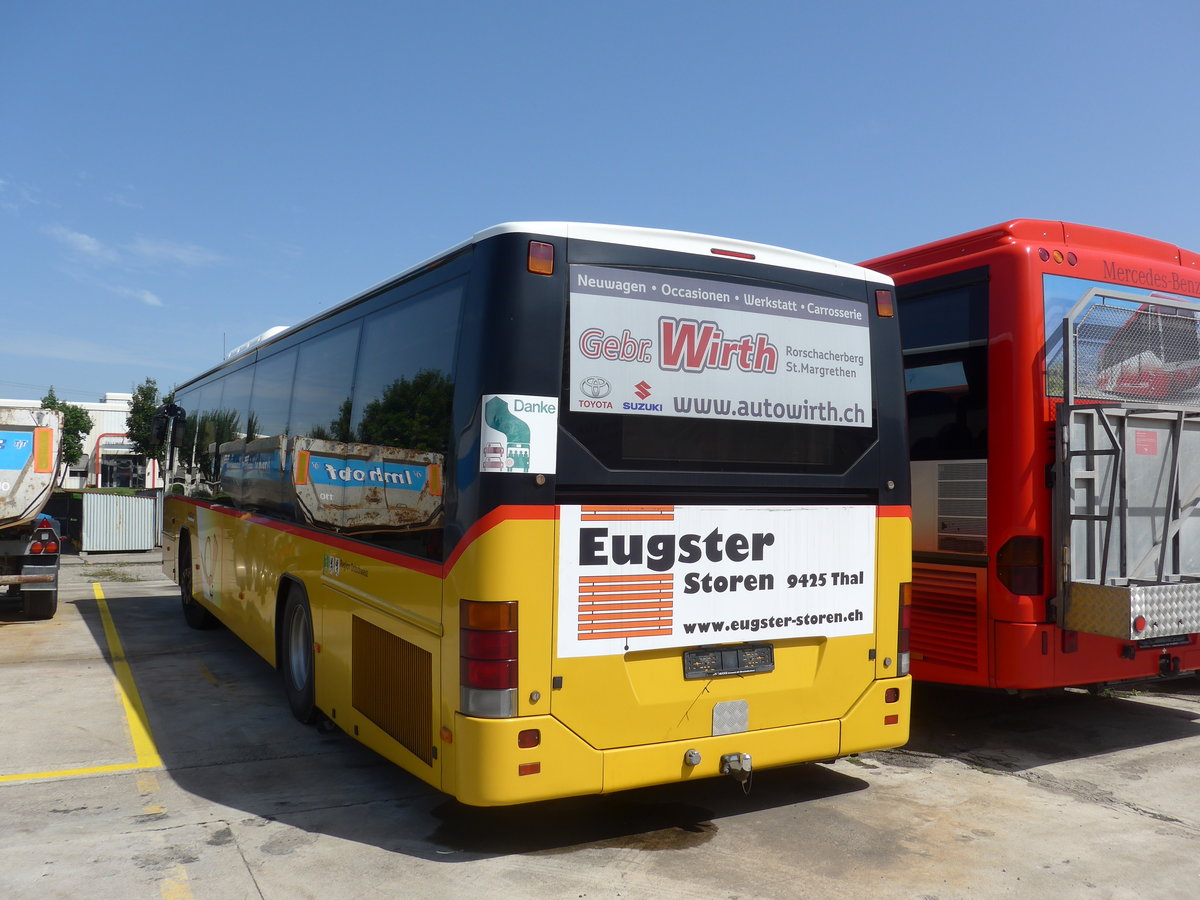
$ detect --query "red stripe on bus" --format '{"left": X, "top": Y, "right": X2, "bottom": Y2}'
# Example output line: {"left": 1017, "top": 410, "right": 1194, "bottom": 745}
{"left": 171, "top": 496, "right": 449, "bottom": 577}
{"left": 444, "top": 505, "right": 558, "bottom": 572}
{"left": 175, "top": 497, "right": 558, "bottom": 580}
{"left": 876, "top": 505, "right": 912, "bottom": 518}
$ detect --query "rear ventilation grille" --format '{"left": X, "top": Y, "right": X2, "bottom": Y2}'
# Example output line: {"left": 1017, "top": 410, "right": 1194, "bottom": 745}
{"left": 936, "top": 461, "right": 987, "bottom": 554}
{"left": 353, "top": 616, "right": 433, "bottom": 765}
{"left": 912, "top": 563, "right": 983, "bottom": 671}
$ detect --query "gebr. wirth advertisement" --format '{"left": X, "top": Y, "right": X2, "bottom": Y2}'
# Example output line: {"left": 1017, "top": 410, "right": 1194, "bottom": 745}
{"left": 556, "top": 505, "right": 876, "bottom": 658}
{"left": 569, "top": 264, "right": 872, "bottom": 428}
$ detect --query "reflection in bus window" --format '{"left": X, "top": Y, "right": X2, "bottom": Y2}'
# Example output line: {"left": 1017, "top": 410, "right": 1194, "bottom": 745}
{"left": 291, "top": 322, "right": 361, "bottom": 441}
{"left": 350, "top": 279, "right": 463, "bottom": 453}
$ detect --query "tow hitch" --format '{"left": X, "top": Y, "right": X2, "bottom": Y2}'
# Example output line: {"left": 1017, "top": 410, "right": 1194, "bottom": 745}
{"left": 720, "top": 752, "right": 753, "bottom": 793}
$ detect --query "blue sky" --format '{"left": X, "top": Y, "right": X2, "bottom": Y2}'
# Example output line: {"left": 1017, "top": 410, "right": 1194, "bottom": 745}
{"left": 4, "top": 1, "right": 1199, "bottom": 403}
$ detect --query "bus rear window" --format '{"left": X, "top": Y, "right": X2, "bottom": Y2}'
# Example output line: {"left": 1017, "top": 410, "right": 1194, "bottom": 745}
{"left": 562, "top": 264, "right": 879, "bottom": 473}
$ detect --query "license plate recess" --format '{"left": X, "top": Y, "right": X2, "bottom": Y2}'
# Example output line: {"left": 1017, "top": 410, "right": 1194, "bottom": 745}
{"left": 683, "top": 644, "right": 775, "bottom": 680}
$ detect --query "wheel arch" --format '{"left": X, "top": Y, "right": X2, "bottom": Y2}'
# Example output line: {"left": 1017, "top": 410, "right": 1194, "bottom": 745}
{"left": 274, "top": 574, "right": 308, "bottom": 670}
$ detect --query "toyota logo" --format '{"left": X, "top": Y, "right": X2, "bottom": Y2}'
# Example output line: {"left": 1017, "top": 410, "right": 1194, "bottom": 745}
{"left": 580, "top": 376, "right": 612, "bottom": 399}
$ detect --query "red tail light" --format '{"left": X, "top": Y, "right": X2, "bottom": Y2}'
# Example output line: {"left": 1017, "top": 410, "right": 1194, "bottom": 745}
{"left": 997, "top": 536, "right": 1044, "bottom": 595}
{"left": 710, "top": 247, "right": 756, "bottom": 260}
{"left": 460, "top": 599, "right": 517, "bottom": 717}
{"left": 461, "top": 658, "right": 517, "bottom": 690}
{"left": 898, "top": 582, "right": 911, "bottom": 676}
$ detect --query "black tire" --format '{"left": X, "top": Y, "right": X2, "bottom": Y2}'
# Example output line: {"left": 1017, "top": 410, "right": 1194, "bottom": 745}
{"left": 23, "top": 589, "right": 58, "bottom": 620}
{"left": 180, "top": 539, "right": 218, "bottom": 630}
{"left": 281, "top": 585, "right": 317, "bottom": 724}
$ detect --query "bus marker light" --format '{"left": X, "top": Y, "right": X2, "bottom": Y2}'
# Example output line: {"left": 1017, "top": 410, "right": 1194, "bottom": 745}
{"left": 528, "top": 241, "right": 554, "bottom": 275}
{"left": 884, "top": 715, "right": 899, "bottom": 725}
{"left": 1053, "top": 250, "right": 1064, "bottom": 264}
{"left": 1133, "top": 615, "right": 1147, "bottom": 633}
{"left": 875, "top": 289, "right": 895, "bottom": 317}
{"left": 710, "top": 247, "right": 756, "bottom": 260}
{"left": 518, "top": 729, "right": 540, "bottom": 748}
{"left": 885, "top": 687, "right": 900, "bottom": 703}
{"left": 519, "top": 762, "right": 541, "bottom": 776}
{"left": 440, "top": 726, "right": 453, "bottom": 744}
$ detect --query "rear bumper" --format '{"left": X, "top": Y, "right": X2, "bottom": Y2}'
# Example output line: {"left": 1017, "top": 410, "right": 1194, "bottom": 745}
{"left": 451, "top": 677, "right": 910, "bottom": 806}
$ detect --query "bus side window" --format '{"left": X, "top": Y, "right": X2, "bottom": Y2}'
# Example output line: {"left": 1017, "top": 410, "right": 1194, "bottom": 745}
{"left": 289, "top": 322, "right": 361, "bottom": 441}
{"left": 350, "top": 279, "right": 464, "bottom": 454}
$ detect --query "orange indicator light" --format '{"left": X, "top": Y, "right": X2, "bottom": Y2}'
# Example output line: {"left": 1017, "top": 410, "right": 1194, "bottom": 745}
{"left": 528, "top": 241, "right": 554, "bottom": 275}
{"left": 518, "top": 762, "right": 541, "bottom": 776}
{"left": 875, "top": 289, "right": 895, "bottom": 318}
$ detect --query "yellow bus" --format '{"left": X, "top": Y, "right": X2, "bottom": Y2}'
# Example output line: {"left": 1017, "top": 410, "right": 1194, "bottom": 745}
{"left": 159, "top": 223, "right": 911, "bottom": 806}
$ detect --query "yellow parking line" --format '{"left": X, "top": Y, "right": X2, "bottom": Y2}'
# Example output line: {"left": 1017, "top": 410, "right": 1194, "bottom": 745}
{"left": 0, "top": 582, "right": 162, "bottom": 783}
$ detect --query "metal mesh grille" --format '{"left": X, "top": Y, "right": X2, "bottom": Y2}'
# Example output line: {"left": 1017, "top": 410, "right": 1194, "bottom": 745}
{"left": 1070, "top": 300, "right": 1200, "bottom": 407}
{"left": 352, "top": 616, "right": 433, "bottom": 765}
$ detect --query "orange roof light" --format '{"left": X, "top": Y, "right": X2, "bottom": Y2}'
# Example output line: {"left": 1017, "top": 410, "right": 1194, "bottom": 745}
{"left": 875, "top": 289, "right": 895, "bottom": 318}
{"left": 528, "top": 241, "right": 554, "bottom": 275}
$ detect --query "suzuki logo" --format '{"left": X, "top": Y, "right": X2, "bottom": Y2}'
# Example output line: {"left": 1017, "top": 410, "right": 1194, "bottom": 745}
{"left": 634, "top": 381, "right": 652, "bottom": 400}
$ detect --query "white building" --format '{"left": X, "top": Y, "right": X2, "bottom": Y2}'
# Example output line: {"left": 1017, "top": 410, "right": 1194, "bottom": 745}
{"left": 0, "top": 393, "right": 162, "bottom": 490}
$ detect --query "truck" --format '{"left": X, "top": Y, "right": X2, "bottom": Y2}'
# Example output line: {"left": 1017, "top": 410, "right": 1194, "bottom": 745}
{"left": 0, "top": 407, "right": 63, "bottom": 619}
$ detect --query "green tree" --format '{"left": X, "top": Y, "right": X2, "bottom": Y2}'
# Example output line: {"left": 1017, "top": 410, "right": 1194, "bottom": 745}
{"left": 126, "top": 377, "right": 170, "bottom": 464}
{"left": 41, "top": 386, "right": 95, "bottom": 483}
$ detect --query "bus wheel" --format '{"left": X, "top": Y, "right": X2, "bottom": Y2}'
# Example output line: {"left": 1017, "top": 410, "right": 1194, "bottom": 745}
{"left": 180, "top": 541, "right": 218, "bottom": 630}
{"left": 282, "top": 585, "right": 317, "bottom": 724}
{"left": 23, "top": 589, "right": 57, "bottom": 620}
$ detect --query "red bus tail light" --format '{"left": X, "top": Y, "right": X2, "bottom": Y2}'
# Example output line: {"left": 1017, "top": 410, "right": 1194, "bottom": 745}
{"left": 898, "top": 582, "right": 911, "bottom": 676}
{"left": 460, "top": 599, "right": 517, "bottom": 718}
{"left": 461, "top": 658, "right": 517, "bottom": 691}
{"left": 710, "top": 246, "right": 756, "bottom": 260}
{"left": 997, "top": 536, "right": 1044, "bottom": 596}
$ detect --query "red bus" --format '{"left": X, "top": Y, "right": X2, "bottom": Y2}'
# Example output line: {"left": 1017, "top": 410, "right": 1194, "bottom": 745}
{"left": 863, "top": 220, "right": 1200, "bottom": 690}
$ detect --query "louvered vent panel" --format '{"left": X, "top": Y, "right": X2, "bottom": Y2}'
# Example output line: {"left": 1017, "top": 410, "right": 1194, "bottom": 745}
{"left": 912, "top": 564, "right": 982, "bottom": 671}
{"left": 936, "top": 461, "right": 987, "bottom": 554}
{"left": 352, "top": 616, "right": 433, "bottom": 765}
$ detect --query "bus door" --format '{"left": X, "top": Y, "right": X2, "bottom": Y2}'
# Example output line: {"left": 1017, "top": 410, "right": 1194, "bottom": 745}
{"left": 1055, "top": 288, "right": 1200, "bottom": 648}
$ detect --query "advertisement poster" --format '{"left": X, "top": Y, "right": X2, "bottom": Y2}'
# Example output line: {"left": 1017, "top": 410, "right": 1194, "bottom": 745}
{"left": 479, "top": 394, "right": 558, "bottom": 475}
{"left": 569, "top": 264, "right": 872, "bottom": 427}
{"left": 556, "top": 504, "right": 876, "bottom": 658}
